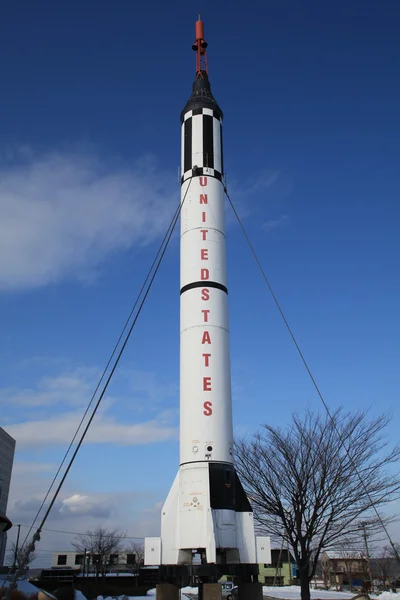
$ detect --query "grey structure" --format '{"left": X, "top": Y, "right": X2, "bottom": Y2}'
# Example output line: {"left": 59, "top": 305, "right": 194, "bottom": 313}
{"left": 0, "top": 427, "right": 16, "bottom": 566}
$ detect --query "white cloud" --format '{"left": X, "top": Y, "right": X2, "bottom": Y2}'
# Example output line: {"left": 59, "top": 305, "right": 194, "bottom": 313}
{"left": 1, "top": 361, "right": 178, "bottom": 448}
{"left": 12, "top": 462, "right": 57, "bottom": 474}
{"left": 0, "top": 149, "right": 177, "bottom": 291}
{"left": 263, "top": 213, "right": 290, "bottom": 233}
{"left": 5, "top": 409, "right": 177, "bottom": 448}
{"left": 60, "top": 494, "right": 113, "bottom": 518}
{"left": 0, "top": 367, "right": 99, "bottom": 408}
{"left": 6, "top": 486, "right": 163, "bottom": 567}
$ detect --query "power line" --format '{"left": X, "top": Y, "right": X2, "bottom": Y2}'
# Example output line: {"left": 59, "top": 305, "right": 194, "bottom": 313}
{"left": 3, "top": 179, "right": 192, "bottom": 596}
{"left": 20, "top": 193, "right": 185, "bottom": 551}
{"left": 16, "top": 524, "right": 144, "bottom": 540}
{"left": 224, "top": 186, "right": 400, "bottom": 564}
{"left": 4, "top": 549, "right": 54, "bottom": 554}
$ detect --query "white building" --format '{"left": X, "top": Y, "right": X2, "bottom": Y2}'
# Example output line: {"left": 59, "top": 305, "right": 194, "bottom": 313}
{"left": 51, "top": 551, "right": 138, "bottom": 572}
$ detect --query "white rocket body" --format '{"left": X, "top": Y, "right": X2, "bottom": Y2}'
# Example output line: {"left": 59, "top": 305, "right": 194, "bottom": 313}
{"left": 180, "top": 117, "right": 232, "bottom": 468}
{"left": 145, "top": 72, "right": 270, "bottom": 568}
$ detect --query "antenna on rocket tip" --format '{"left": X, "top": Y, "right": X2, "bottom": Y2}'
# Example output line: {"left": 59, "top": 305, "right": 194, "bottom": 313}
{"left": 192, "top": 13, "right": 208, "bottom": 77}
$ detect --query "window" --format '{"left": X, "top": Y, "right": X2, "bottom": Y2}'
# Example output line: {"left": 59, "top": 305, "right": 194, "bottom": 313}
{"left": 109, "top": 554, "right": 119, "bottom": 565}
{"left": 126, "top": 554, "right": 136, "bottom": 565}
{"left": 265, "top": 576, "right": 283, "bottom": 585}
{"left": 57, "top": 555, "right": 67, "bottom": 566}
{"left": 75, "top": 555, "right": 84, "bottom": 565}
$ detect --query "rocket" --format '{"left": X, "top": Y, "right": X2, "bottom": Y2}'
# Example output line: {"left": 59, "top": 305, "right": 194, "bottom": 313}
{"left": 145, "top": 17, "right": 270, "bottom": 574}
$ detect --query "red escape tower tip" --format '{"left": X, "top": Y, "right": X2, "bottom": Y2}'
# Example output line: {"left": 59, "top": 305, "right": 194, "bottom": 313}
{"left": 192, "top": 13, "right": 208, "bottom": 78}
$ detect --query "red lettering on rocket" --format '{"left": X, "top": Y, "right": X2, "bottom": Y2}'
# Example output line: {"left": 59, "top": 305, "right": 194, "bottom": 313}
{"left": 201, "top": 212, "right": 206, "bottom": 223}
{"left": 201, "top": 249, "right": 208, "bottom": 260}
{"left": 203, "top": 377, "right": 212, "bottom": 391}
{"left": 201, "top": 268, "right": 209, "bottom": 280}
{"left": 201, "top": 331, "right": 211, "bottom": 344}
{"left": 203, "top": 401, "right": 213, "bottom": 416}
{"left": 202, "top": 353, "right": 211, "bottom": 367}
{"left": 201, "top": 289, "right": 210, "bottom": 301}
{"left": 200, "top": 230, "right": 208, "bottom": 241}
{"left": 200, "top": 194, "right": 208, "bottom": 204}
{"left": 199, "top": 177, "right": 208, "bottom": 187}
{"left": 202, "top": 310, "right": 210, "bottom": 322}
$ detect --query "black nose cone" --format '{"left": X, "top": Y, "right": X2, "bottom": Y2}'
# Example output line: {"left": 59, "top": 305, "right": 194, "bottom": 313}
{"left": 180, "top": 71, "right": 223, "bottom": 122}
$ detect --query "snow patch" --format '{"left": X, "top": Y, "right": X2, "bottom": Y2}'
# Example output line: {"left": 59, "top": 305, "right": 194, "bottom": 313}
{"left": 262, "top": 587, "right": 400, "bottom": 600}
{"left": 96, "top": 590, "right": 193, "bottom": 600}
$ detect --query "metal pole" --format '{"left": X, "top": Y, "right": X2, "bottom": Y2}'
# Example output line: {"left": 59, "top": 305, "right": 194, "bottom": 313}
{"left": 361, "top": 522, "right": 374, "bottom": 592}
{"left": 14, "top": 524, "right": 21, "bottom": 567}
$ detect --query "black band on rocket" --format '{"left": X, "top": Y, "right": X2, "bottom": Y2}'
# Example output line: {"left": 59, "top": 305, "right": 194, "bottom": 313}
{"left": 180, "top": 281, "right": 228, "bottom": 295}
{"left": 181, "top": 168, "right": 223, "bottom": 185}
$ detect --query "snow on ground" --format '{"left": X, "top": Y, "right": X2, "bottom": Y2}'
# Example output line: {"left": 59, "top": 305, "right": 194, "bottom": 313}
{"left": 262, "top": 587, "right": 400, "bottom": 600}
{"left": 97, "top": 591, "right": 192, "bottom": 600}
{"left": 263, "top": 587, "right": 356, "bottom": 599}
{"left": 95, "top": 587, "right": 400, "bottom": 600}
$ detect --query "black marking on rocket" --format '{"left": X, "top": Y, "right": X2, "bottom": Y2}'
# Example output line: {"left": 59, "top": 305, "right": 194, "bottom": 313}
{"left": 181, "top": 168, "right": 222, "bottom": 185}
{"left": 209, "top": 463, "right": 253, "bottom": 513}
{"left": 181, "top": 109, "right": 224, "bottom": 183}
{"left": 180, "top": 281, "right": 228, "bottom": 295}
{"left": 184, "top": 117, "right": 192, "bottom": 173}
{"left": 220, "top": 121, "right": 224, "bottom": 178}
{"left": 203, "top": 115, "right": 214, "bottom": 169}
{"left": 180, "top": 73, "right": 223, "bottom": 122}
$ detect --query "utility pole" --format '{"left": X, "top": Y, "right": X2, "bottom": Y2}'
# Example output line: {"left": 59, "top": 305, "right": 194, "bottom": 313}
{"left": 361, "top": 522, "right": 374, "bottom": 592}
{"left": 287, "top": 544, "right": 292, "bottom": 585}
{"left": 273, "top": 541, "right": 284, "bottom": 586}
{"left": 13, "top": 524, "right": 21, "bottom": 567}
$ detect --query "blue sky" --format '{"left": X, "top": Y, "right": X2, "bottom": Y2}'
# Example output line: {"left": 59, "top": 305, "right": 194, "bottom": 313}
{"left": 1, "top": 0, "right": 400, "bottom": 564}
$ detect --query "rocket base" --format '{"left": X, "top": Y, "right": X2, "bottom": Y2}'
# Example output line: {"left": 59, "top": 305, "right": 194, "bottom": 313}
{"left": 157, "top": 562, "right": 260, "bottom": 588}
{"left": 156, "top": 578, "right": 262, "bottom": 600}
{"left": 145, "top": 462, "right": 271, "bottom": 581}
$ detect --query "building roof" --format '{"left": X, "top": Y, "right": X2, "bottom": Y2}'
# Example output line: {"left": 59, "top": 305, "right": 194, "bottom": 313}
{"left": 324, "top": 550, "right": 365, "bottom": 559}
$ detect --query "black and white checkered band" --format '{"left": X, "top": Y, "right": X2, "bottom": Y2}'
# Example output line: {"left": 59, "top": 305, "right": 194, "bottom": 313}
{"left": 181, "top": 107, "right": 224, "bottom": 183}
{"left": 181, "top": 166, "right": 223, "bottom": 185}
{"left": 183, "top": 107, "right": 222, "bottom": 121}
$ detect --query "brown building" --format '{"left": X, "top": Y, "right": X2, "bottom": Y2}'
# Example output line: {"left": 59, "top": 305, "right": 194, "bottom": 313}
{"left": 321, "top": 550, "right": 368, "bottom": 589}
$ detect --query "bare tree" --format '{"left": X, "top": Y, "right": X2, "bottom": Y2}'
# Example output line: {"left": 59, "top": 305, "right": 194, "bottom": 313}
{"left": 6, "top": 542, "right": 37, "bottom": 570}
{"left": 373, "top": 547, "right": 394, "bottom": 589}
{"left": 72, "top": 528, "right": 126, "bottom": 576}
{"left": 124, "top": 542, "right": 144, "bottom": 571}
{"left": 235, "top": 409, "right": 400, "bottom": 600}
{"left": 386, "top": 542, "right": 400, "bottom": 562}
